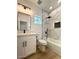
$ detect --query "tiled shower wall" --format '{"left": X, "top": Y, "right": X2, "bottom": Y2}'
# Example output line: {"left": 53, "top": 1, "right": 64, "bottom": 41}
{"left": 48, "top": 6, "right": 61, "bottom": 40}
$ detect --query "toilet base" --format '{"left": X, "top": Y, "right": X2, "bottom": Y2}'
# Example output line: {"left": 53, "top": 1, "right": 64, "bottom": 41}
{"left": 38, "top": 45, "right": 46, "bottom": 52}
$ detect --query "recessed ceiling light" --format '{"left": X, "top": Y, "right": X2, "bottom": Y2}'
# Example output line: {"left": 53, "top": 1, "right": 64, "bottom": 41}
{"left": 49, "top": 6, "right": 53, "bottom": 10}
{"left": 58, "top": 0, "right": 61, "bottom": 3}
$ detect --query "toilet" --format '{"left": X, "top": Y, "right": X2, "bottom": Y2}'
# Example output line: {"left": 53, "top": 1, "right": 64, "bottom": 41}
{"left": 38, "top": 39, "right": 47, "bottom": 52}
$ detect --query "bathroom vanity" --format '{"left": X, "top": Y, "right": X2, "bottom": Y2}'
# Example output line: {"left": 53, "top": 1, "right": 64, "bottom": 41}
{"left": 17, "top": 32, "right": 37, "bottom": 59}
{"left": 17, "top": 8, "right": 39, "bottom": 59}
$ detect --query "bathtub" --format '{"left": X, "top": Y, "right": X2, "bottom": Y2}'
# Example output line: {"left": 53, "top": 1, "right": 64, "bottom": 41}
{"left": 47, "top": 38, "right": 61, "bottom": 56}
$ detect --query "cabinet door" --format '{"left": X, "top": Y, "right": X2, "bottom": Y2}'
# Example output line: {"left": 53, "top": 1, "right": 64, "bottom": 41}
{"left": 24, "top": 36, "right": 36, "bottom": 56}
{"left": 21, "top": 36, "right": 29, "bottom": 57}
{"left": 17, "top": 36, "right": 25, "bottom": 59}
{"left": 23, "top": 36, "right": 29, "bottom": 57}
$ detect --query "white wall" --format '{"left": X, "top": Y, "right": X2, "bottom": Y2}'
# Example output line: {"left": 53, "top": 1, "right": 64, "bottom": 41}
{"left": 17, "top": 0, "right": 48, "bottom": 39}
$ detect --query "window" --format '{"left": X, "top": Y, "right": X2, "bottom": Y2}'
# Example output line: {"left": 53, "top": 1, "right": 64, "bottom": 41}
{"left": 34, "top": 16, "right": 42, "bottom": 24}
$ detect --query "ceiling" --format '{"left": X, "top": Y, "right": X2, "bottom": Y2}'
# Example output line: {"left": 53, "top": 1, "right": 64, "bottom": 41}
{"left": 18, "top": 0, "right": 61, "bottom": 14}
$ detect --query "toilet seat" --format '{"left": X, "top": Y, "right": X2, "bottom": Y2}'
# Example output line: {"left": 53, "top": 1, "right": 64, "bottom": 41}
{"left": 38, "top": 40, "right": 47, "bottom": 45}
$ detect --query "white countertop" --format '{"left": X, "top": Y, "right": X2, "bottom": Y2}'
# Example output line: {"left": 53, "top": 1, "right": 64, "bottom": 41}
{"left": 17, "top": 32, "right": 39, "bottom": 36}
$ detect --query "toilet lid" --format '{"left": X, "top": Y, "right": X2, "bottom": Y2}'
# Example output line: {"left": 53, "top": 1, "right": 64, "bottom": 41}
{"left": 39, "top": 40, "right": 47, "bottom": 45}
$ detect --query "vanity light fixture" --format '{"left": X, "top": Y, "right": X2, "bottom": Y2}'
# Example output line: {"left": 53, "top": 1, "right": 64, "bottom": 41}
{"left": 17, "top": 3, "right": 32, "bottom": 15}
{"left": 24, "top": 6, "right": 26, "bottom": 9}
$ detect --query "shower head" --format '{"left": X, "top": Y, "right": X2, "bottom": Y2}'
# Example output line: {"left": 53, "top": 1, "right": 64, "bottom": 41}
{"left": 47, "top": 16, "right": 51, "bottom": 19}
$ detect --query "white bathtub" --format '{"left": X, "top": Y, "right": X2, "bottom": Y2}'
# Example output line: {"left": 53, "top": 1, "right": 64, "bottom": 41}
{"left": 47, "top": 38, "right": 61, "bottom": 56}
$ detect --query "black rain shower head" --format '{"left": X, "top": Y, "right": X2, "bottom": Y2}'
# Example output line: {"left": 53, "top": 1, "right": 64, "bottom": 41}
{"left": 47, "top": 16, "right": 51, "bottom": 18}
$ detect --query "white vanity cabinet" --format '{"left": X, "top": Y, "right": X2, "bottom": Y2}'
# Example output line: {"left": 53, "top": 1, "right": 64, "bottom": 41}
{"left": 17, "top": 35, "right": 36, "bottom": 59}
